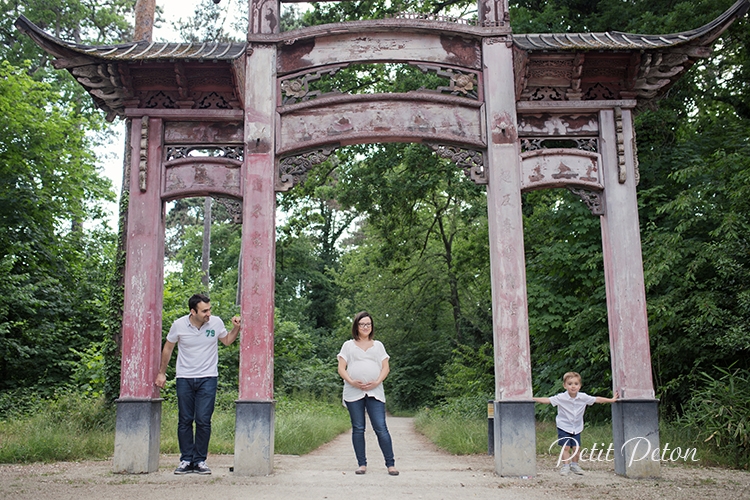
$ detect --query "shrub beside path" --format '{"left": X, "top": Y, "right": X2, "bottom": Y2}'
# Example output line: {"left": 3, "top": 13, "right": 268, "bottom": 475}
{"left": 1, "top": 416, "right": 749, "bottom": 499}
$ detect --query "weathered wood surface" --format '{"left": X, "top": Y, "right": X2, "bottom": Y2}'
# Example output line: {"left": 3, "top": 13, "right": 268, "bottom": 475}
{"left": 163, "top": 159, "right": 242, "bottom": 200}
{"left": 278, "top": 32, "right": 482, "bottom": 74}
{"left": 483, "top": 39, "right": 533, "bottom": 403}
{"left": 599, "top": 108, "right": 655, "bottom": 400}
{"left": 121, "top": 117, "right": 164, "bottom": 400}
{"left": 240, "top": 45, "right": 276, "bottom": 403}
{"left": 518, "top": 113, "right": 598, "bottom": 136}
{"left": 520, "top": 149, "right": 602, "bottom": 192}
{"left": 277, "top": 93, "right": 484, "bottom": 154}
{"left": 163, "top": 121, "right": 244, "bottom": 143}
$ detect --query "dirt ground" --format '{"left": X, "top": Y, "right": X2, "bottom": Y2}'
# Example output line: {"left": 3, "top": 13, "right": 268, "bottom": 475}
{"left": 2, "top": 416, "right": 749, "bottom": 500}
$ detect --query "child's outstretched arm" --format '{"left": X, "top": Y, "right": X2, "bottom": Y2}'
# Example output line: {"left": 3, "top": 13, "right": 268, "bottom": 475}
{"left": 595, "top": 391, "right": 620, "bottom": 404}
{"left": 533, "top": 397, "right": 551, "bottom": 404}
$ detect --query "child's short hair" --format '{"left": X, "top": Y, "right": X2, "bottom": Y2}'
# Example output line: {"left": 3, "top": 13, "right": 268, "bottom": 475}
{"left": 562, "top": 371, "right": 582, "bottom": 384}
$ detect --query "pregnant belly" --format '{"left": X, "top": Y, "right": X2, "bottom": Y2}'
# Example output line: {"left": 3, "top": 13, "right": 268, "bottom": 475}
{"left": 348, "top": 360, "right": 380, "bottom": 382}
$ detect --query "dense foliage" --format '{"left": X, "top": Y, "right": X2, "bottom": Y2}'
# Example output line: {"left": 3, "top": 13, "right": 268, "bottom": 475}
{"left": 0, "top": 62, "right": 115, "bottom": 393}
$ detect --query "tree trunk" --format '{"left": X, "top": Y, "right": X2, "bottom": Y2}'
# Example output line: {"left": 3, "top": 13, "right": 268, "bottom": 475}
{"left": 202, "top": 196, "right": 211, "bottom": 291}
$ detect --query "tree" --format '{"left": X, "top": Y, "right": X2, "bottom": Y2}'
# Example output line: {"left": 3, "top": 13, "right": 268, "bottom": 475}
{"left": 0, "top": 61, "right": 115, "bottom": 393}
{"left": 0, "top": 1, "right": 133, "bottom": 399}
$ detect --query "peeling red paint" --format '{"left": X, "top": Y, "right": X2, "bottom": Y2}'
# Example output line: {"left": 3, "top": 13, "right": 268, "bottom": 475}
{"left": 551, "top": 162, "right": 578, "bottom": 179}
{"left": 528, "top": 165, "right": 544, "bottom": 183}
{"left": 328, "top": 117, "right": 353, "bottom": 135}
{"left": 440, "top": 36, "right": 482, "bottom": 69}
{"left": 491, "top": 112, "right": 518, "bottom": 144}
{"left": 278, "top": 39, "right": 316, "bottom": 75}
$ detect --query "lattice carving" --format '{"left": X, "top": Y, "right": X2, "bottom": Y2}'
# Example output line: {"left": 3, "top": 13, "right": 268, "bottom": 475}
{"left": 392, "top": 12, "right": 481, "bottom": 25}
{"left": 528, "top": 86, "right": 565, "bottom": 101}
{"left": 277, "top": 147, "right": 337, "bottom": 191}
{"left": 530, "top": 59, "right": 573, "bottom": 81}
{"left": 521, "top": 138, "right": 598, "bottom": 153}
{"left": 567, "top": 187, "right": 604, "bottom": 215}
{"left": 197, "top": 92, "right": 233, "bottom": 109}
{"left": 215, "top": 196, "right": 243, "bottom": 224}
{"left": 280, "top": 63, "right": 481, "bottom": 105}
{"left": 416, "top": 65, "right": 479, "bottom": 100}
{"left": 145, "top": 91, "right": 178, "bottom": 109}
{"left": 165, "top": 146, "right": 244, "bottom": 162}
{"left": 139, "top": 117, "right": 148, "bottom": 192}
{"left": 427, "top": 143, "right": 486, "bottom": 184}
{"left": 583, "top": 82, "right": 617, "bottom": 100}
{"left": 280, "top": 66, "right": 346, "bottom": 105}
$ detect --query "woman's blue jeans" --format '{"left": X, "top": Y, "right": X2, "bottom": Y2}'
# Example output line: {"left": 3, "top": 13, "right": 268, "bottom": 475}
{"left": 176, "top": 376, "right": 218, "bottom": 464}
{"left": 345, "top": 396, "right": 395, "bottom": 467}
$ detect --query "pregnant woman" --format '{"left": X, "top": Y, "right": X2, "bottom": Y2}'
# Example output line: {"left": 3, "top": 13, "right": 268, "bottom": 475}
{"left": 337, "top": 311, "right": 399, "bottom": 476}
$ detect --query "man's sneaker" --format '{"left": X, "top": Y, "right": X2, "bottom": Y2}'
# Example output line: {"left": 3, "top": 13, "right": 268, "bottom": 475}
{"left": 194, "top": 461, "right": 212, "bottom": 475}
{"left": 570, "top": 463, "right": 584, "bottom": 475}
{"left": 174, "top": 460, "right": 193, "bottom": 475}
{"left": 559, "top": 464, "right": 571, "bottom": 476}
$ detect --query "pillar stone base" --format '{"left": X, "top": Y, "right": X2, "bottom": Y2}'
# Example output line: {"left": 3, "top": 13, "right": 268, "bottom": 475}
{"left": 493, "top": 401, "right": 536, "bottom": 476}
{"left": 234, "top": 400, "right": 275, "bottom": 476}
{"left": 612, "top": 399, "right": 660, "bottom": 478}
{"left": 113, "top": 398, "right": 162, "bottom": 473}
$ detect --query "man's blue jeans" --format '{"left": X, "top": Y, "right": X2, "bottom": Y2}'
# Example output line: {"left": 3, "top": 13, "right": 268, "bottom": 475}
{"left": 176, "top": 376, "right": 218, "bottom": 464}
{"left": 345, "top": 396, "right": 395, "bottom": 467}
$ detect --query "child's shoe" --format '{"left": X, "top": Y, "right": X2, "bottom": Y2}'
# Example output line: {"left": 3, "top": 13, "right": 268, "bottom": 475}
{"left": 559, "top": 464, "right": 571, "bottom": 476}
{"left": 569, "top": 463, "right": 584, "bottom": 475}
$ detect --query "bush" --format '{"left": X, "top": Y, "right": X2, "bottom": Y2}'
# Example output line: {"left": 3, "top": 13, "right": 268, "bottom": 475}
{"left": 679, "top": 366, "right": 750, "bottom": 468}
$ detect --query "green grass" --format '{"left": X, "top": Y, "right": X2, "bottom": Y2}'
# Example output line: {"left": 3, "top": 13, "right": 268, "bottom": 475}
{"left": 414, "top": 409, "right": 490, "bottom": 455}
{"left": 0, "top": 391, "right": 350, "bottom": 464}
{"left": 0, "top": 392, "right": 115, "bottom": 463}
{"left": 274, "top": 397, "right": 351, "bottom": 454}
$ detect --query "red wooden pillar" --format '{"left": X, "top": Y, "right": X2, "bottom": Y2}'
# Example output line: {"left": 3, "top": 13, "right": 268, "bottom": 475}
{"left": 113, "top": 116, "right": 165, "bottom": 473}
{"left": 483, "top": 38, "right": 536, "bottom": 476}
{"left": 599, "top": 107, "right": 660, "bottom": 478}
{"left": 233, "top": 0, "right": 279, "bottom": 476}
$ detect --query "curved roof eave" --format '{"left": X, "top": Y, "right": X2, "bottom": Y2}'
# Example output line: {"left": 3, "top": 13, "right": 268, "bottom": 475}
{"left": 512, "top": 0, "right": 750, "bottom": 52}
{"left": 14, "top": 15, "right": 247, "bottom": 62}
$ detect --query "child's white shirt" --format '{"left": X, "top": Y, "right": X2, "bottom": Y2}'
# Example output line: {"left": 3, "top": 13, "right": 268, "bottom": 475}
{"left": 549, "top": 391, "right": 597, "bottom": 434}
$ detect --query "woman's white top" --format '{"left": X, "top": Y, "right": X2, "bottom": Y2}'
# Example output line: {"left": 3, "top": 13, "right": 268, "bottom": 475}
{"left": 337, "top": 339, "right": 390, "bottom": 403}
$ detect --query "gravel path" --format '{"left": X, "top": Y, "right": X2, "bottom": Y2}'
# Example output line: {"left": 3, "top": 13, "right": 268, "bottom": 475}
{"left": 2, "top": 416, "right": 749, "bottom": 499}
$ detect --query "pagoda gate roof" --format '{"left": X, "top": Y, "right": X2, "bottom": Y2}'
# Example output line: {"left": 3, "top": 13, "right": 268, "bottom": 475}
{"left": 14, "top": 0, "right": 749, "bottom": 120}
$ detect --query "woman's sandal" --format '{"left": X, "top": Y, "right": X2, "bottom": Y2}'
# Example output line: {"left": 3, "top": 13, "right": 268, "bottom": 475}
{"left": 388, "top": 467, "right": 399, "bottom": 476}
{"left": 355, "top": 466, "right": 367, "bottom": 475}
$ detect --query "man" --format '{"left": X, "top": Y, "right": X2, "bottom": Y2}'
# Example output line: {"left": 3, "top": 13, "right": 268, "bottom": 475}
{"left": 155, "top": 293, "right": 240, "bottom": 475}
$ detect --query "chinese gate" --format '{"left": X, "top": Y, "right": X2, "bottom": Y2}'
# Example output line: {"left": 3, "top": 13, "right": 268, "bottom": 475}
{"left": 17, "top": 0, "right": 750, "bottom": 479}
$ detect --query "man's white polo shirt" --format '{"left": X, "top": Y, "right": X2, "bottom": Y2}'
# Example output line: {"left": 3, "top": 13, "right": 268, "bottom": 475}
{"left": 167, "top": 314, "right": 228, "bottom": 378}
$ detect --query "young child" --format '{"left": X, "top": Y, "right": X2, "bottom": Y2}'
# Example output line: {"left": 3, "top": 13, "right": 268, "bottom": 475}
{"left": 533, "top": 371, "right": 619, "bottom": 476}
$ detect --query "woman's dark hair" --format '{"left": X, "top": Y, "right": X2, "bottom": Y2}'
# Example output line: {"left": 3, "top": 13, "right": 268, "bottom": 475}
{"left": 351, "top": 311, "right": 374, "bottom": 340}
